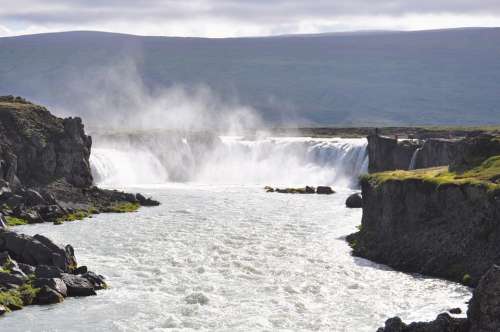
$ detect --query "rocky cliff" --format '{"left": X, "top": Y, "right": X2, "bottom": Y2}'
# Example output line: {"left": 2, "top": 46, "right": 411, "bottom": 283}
{"left": 367, "top": 134, "right": 494, "bottom": 173}
{"left": 367, "top": 134, "right": 419, "bottom": 172}
{"left": 0, "top": 96, "right": 92, "bottom": 188}
{"left": 0, "top": 96, "right": 159, "bottom": 226}
{"left": 349, "top": 135, "right": 500, "bottom": 287}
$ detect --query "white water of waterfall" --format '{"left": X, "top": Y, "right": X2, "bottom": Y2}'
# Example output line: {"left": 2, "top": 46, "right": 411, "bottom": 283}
{"left": 90, "top": 148, "right": 169, "bottom": 186}
{"left": 90, "top": 137, "right": 368, "bottom": 188}
{"left": 408, "top": 147, "right": 422, "bottom": 170}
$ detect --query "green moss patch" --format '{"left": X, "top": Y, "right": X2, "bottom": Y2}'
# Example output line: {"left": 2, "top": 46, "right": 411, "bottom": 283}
{"left": 364, "top": 155, "right": 500, "bottom": 191}
{"left": 0, "top": 284, "right": 39, "bottom": 311}
{"left": 4, "top": 216, "right": 28, "bottom": 226}
{"left": 106, "top": 202, "right": 140, "bottom": 213}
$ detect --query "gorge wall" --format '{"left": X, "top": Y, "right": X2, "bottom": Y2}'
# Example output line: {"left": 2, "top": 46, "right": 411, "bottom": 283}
{"left": 367, "top": 134, "right": 482, "bottom": 173}
{"left": 350, "top": 135, "right": 500, "bottom": 287}
{"left": 0, "top": 96, "right": 158, "bottom": 226}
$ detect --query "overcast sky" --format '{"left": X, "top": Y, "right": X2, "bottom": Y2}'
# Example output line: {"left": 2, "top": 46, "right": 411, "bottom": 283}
{"left": 1, "top": 0, "right": 500, "bottom": 37}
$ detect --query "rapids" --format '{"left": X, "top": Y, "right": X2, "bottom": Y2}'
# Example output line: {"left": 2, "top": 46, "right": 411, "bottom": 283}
{"left": 2, "top": 137, "right": 471, "bottom": 331}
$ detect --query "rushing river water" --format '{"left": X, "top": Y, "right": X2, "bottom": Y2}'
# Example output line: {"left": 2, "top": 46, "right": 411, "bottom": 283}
{"left": 2, "top": 137, "right": 471, "bottom": 331}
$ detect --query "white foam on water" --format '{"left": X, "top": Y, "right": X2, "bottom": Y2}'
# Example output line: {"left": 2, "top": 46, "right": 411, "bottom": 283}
{"left": 3, "top": 186, "right": 471, "bottom": 331}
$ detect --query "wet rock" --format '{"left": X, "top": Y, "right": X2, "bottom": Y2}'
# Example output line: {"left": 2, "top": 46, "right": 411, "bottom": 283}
{"left": 377, "top": 313, "right": 469, "bottom": 332}
{"left": 449, "top": 308, "right": 462, "bottom": 315}
{"left": 18, "top": 263, "right": 35, "bottom": 275}
{"left": 35, "top": 285, "right": 64, "bottom": 304}
{"left": 34, "top": 278, "right": 68, "bottom": 297}
{"left": 81, "top": 271, "right": 107, "bottom": 290}
{"left": 25, "top": 189, "right": 47, "bottom": 206}
{"left": 316, "top": 186, "right": 334, "bottom": 195}
{"left": 35, "top": 265, "right": 63, "bottom": 279}
{"left": 61, "top": 273, "right": 96, "bottom": 296}
{"left": 0, "top": 271, "right": 26, "bottom": 287}
{"left": 185, "top": 292, "right": 209, "bottom": 305}
{"left": 74, "top": 265, "right": 88, "bottom": 275}
{"left": 346, "top": 193, "right": 363, "bottom": 208}
{"left": 0, "top": 231, "right": 76, "bottom": 272}
{"left": 135, "top": 193, "right": 160, "bottom": 206}
{"left": 305, "top": 186, "right": 316, "bottom": 194}
{"left": 0, "top": 305, "right": 7, "bottom": 316}
{"left": 467, "top": 265, "right": 500, "bottom": 332}
{"left": 264, "top": 186, "right": 274, "bottom": 192}
{"left": 0, "top": 213, "right": 7, "bottom": 229}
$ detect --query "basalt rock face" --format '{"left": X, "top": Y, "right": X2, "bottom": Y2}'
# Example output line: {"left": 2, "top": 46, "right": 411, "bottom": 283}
{"left": 412, "top": 139, "right": 461, "bottom": 170}
{"left": 0, "top": 96, "right": 159, "bottom": 225}
{"left": 450, "top": 134, "right": 500, "bottom": 172}
{"left": 367, "top": 135, "right": 419, "bottom": 173}
{"left": 348, "top": 178, "right": 500, "bottom": 287}
{"left": 0, "top": 95, "right": 92, "bottom": 188}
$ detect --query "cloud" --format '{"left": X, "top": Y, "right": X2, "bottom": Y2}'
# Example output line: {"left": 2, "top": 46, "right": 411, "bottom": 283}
{"left": 1, "top": 0, "right": 500, "bottom": 37}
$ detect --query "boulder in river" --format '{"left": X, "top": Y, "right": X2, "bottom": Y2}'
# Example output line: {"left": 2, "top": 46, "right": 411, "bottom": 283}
{"left": 0, "top": 229, "right": 106, "bottom": 315}
{"left": 345, "top": 193, "right": 363, "bottom": 208}
{"left": 316, "top": 186, "right": 335, "bottom": 194}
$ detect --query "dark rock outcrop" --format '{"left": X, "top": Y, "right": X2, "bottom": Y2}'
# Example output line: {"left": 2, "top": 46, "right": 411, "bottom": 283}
{"left": 450, "top": 134, "right": 500, "bottom": 172}
{"left": 0, "top": 229, "right": 106, "bottom": 315}
{"left": 411, "top": 139, "right": 461, "bottom": 170}
{"left": 346, "top": 193, "right": 363, "bottom": 208}
{"left": 0, "top": 96, "right": 160, "bottom": 226}
{"left": 0, "top": 95, "right": 92, "bottom": 188}
{"left": 467, "top": 265, "right": 500, "bottom": 332}
{"left": 266, "top": 186, "right": 335, "bottom": 195}
{"left": 316, "top": 186, "right": 335, "bottom": 195}
{"left": 367, "top": 135, "right": 419, "bottom": 173}
{"left": 348, "top": 176, "right": 500, "bottom": 287}
{"left": 377, "top": 314, "right": 469, "bottom": 332}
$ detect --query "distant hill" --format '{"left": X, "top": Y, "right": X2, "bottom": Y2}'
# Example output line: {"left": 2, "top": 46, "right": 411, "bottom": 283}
{"left": 0, "top": 28, "right": 499, "bottom": 127}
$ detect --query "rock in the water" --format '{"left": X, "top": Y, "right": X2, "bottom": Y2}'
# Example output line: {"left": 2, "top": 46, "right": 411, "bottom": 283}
{"left": 316, "top": 186, "right": 335, "bottom": 194}
{"left": 135, "top": 193, "right": 160, "bottom": 206}
{"left": 34, "top": 277, "right": 68, "bottom": 297}
{"left": 74, "top": 265, "right": 88, "bottom": 275}
{"left": 184, "top": 292, "right": 209, "bottom": 305}
{"left": 0, "top": 271, "right": 26, "bottom": 287}
{"left": 449, "top": 308, "right": 462, "bottom": 315}
{"left": 346, "top": 193, "right": 363, "bottom": 208}
{"left": 35, "top": 285, "right": 64, "bottom": 304}
{"left": 0, "top": 230, "right": 76, "bottom": 272}
{"left": 0, "top": 305, "right": 7, "bottom": 316}
{"left": 17, "top": 263, "right": 35, "bottom": 275}
{"left": 305, "top": 186, "right": 315, "bottom": 194}
{"left": 81, "top": 271, "right": 107, "bottom": 290}
{"left": 377, "top": 313, "right": 469, "bottom": 332}
{"left": 467, "top": 265, "right": 500, "bottom": 332}
{"left": 264, "top": 186, "right": 274, "bottom": 192}
{"left": 35, "top": 265, "right": 63, "bottom": 279}
{"left": 61, "top": 273, "right": 96, "bottom": 296}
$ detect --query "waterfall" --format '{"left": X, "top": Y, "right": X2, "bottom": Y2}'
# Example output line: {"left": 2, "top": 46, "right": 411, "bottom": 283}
{"left": 408, "top": 147, "right": 422, "bottom": 170}
{"left": 90, "top": 136, "right": 369, "bottom": 188}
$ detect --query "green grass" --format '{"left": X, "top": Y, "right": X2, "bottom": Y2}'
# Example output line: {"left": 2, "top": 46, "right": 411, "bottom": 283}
{"left": 363, "top": 155, "right": 500, "bottom": 191}
{"left": 4, "top": 216, "right": 28, "bottom": 226}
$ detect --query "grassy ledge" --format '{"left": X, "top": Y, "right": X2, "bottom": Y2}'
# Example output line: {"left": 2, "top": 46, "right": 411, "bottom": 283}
{"left": 362, "top": 155, "right": 500, "bottom": 191}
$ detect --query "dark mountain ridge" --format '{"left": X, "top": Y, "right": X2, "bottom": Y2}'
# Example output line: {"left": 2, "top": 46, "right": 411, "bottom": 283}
{"left": 1, "top": 28, "right": 499, "bottom": 127}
